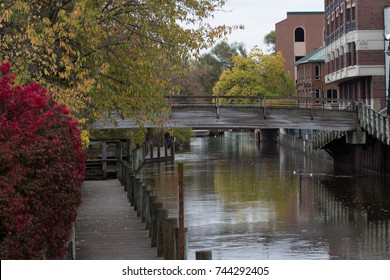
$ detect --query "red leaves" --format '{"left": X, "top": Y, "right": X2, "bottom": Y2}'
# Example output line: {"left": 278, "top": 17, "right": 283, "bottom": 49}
{"left": 0, "top": 62, "right": 10, "bottom": 75}
{"left": 0, "top": 62, "right": 86, "bottom": 259}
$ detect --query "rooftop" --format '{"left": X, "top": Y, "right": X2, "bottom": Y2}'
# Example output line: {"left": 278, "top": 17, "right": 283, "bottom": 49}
{"left": 295, "top": 47, "right": 325, "bottom": 65}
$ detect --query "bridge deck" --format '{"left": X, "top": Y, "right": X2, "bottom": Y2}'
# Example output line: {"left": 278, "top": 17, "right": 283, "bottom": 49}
{"left": 75, "top": 180, "right": 159, "bottom": 260}
{"left": 93, "top": 107, "right": 359, "bottom": 131}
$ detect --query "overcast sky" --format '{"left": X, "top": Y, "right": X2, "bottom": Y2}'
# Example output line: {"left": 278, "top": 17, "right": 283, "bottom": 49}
{"left": 208, "top": 0, "right": 324, "bottom": 52}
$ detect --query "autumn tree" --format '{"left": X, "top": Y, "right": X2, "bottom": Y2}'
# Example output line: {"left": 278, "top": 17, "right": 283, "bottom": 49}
{"left": 0, "top": 0, "right": 235, "bottom": 127}
{"left": 213, "top": 48, "right": 296, "bottom": 103}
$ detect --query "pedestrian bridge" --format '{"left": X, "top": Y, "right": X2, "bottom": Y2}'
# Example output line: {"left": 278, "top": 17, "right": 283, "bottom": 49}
{"left": 93, "top": 96, "right": 360, "bottom": 131}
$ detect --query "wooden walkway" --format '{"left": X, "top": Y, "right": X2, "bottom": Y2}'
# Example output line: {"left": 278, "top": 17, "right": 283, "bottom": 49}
{"left": 75, "top": 180, "right": 159, "bottom": 260}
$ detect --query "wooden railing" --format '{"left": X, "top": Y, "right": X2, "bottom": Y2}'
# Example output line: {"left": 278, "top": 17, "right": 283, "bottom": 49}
{"left": 118, "top": 160, "right": 187, "bottom": 260}
{"left": 86, "top": 139, "right": 174, "bottom": 180}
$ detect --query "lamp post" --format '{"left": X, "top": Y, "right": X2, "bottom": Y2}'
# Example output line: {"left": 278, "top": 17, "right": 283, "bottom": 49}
{"left": 385, "top": 43, "right": 390, "bottom": 115}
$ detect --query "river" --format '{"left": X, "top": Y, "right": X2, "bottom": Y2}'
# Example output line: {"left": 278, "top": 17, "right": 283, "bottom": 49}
{"left": 139, "top": 131, "right": 390, "bottom": 260}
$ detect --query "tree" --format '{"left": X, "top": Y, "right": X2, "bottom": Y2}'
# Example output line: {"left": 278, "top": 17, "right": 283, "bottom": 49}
{"left": 0, "top": 0, "right": 235, "bottom": 127}
{"left": 213, "top": 47, "right": 296, "bottom": 103}
{"left": 264, "top": 30, "right": 276, "bottom": 54}
{"left": 199, "top": 41, "right": 247, "bottom": 94}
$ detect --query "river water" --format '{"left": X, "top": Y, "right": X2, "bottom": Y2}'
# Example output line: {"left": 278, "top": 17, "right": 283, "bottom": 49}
{"left": 139, "top": 131, "right": 390, "bottom": 260}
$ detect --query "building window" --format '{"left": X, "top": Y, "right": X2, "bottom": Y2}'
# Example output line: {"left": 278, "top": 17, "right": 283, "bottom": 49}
{"left": 315, "top": 65, "right": 321, "bottom": 80}
{"left": 295, "top": 27, "right": 305, "bottom": 42}
{"left": 327, "top": 89, "right": 338, "bottom": 102}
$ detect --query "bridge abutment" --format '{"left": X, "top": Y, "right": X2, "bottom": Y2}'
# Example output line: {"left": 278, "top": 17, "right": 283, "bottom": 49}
{"left": 326, "top": 133, "right": 390, "bottom": 176}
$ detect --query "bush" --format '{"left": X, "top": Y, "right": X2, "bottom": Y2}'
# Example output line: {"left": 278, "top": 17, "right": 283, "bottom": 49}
{"left": 0, "top": 62, "right": 86, "bottom": 259}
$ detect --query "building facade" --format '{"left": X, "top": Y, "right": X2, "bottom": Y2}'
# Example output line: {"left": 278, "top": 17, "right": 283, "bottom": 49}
{"left": 296, "top": 47, "right": 339, "bottom": 104}
{"left": 275, "top": 12, "right": 325, "bottom": 81}
{"left": 325, "top": 0, "right": 390, "bottom": 111}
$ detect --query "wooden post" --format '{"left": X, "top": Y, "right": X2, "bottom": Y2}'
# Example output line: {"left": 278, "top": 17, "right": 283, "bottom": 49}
{"left": 150, "top": 143, "right": 154, "bottom": 160}
{"left": 128, "top": 173, "right": 135, "bottom": 206}
{"left": 102, "top": 142, "right": 107, "bottom": 180}
{"left": 116, "top": 141, "right": 122, "bottom": 180}
{"left": 175, "top": 227, "right": 188, "bottom": 260}
{"left": 178, "top": 163, "right": 185, "bottom": 260}
{"left": 171, "top": 140, "right": 175, "bottom": 160}
{"left": 157, "top": 208, "right": 168, "bottom": 257}
{"left": 150, "top": 200, "right": 161, "bottom": 247}
{"left": 136, "top": 181, "right": 143, "bottom": 217}
{"left": 163, "top": 218, "right": 177, "bottom": 260}
{"left": 196, "top": 251, "right": 212, "bottom": 260}
{"left": 126, "top": 139, "right": 131, "bottom": 163}
{"left": 142, "top": 186, "right": 151, "bottom": 225}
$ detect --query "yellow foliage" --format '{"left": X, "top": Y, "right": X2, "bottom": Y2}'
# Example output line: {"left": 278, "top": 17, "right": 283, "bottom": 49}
{"left": 1, "top": 0, "right": 236, "bottom": 130}
{"left": 80, "top": 130, "right": 90, "bottom": 150}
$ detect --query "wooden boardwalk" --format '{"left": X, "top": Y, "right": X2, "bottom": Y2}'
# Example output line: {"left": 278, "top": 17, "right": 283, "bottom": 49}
{"left": 75, "top": 180, "right": 160, "bottom": 260}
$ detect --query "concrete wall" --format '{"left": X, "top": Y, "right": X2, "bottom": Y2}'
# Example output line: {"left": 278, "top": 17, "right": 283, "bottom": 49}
{"left": 279, "top": 129, "right": 334, "bottom": 161}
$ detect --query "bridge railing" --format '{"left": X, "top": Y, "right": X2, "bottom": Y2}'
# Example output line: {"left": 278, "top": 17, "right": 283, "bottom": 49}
{"left": 166, "top": 95, "right": 358, "bottom": 110}
{"left": 358, "top": 102, "right": 390, "bottom": 145}
{"left": 312, "top": 102, "right": 390, "bottom": 149}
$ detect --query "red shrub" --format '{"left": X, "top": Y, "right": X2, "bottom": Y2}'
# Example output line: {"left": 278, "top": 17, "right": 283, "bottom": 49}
{"left": 0, "top": 62, "right": 86, "bottom": 259}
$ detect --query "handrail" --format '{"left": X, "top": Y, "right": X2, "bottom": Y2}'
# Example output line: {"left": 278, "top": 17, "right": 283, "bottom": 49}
{"left": 164, "top": 95, "right": 359, "bottom": 112}
{"left": 312, "top": 101, "right": 390, "bottom": 149}
{"left": 358, "top": 101, "right": 390, "bottom": 145}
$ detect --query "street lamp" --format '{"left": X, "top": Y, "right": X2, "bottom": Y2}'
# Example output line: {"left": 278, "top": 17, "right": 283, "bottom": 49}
{"left": 384, "top": 38, "right": 390, "bottom": 115}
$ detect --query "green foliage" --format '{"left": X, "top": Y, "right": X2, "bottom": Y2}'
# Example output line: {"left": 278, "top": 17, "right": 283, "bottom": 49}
{"left": 1, "top": 0, "right": 236, "bottom": 126}
{"left": 213, "top": 48, "right": 296, "bottom": 102}
{"left": 263, "top": 30, "right": 276, "bottom": 54}
{"left": 170, "top": 128, "right": 193, "bottom": 144}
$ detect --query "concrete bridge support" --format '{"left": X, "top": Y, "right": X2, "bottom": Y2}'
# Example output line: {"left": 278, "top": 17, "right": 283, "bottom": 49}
{"left": 255, "top": 128, "right": 279, "bottom": 143}
{"left": 324, "top": 133, "right": 390, "bottom": 175}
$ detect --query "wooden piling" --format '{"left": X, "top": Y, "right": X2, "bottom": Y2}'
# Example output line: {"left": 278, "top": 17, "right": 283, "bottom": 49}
{"left": 136, "top": 181, "right": 143, "bottom": 217}
{"left": 163, "top": 217, "right": 178, "bottom": 260}
{"left": 178, "top": 163, "right": 185, "bottom": 260}
{"left": 149, "top": 195, "right": 157, "bottom": 237}
{"left": 175, "top": 227, "right": 188, "bottom": 260}
{"left": 127, "top": 172, "right": 135, "bottom": 205}
{"left": 142, "top": 186, "right": 151, "bottom": 225}
{"left": 157, "top": 208, "right": 168, "bottom": 257}
{"left": 196, "top": 250, "right": 212, "bottom": 260}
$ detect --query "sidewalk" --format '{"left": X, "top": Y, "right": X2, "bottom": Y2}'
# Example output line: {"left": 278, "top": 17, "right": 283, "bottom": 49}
{"left": 75, "top": 180, "right": 159, "bottom": 260}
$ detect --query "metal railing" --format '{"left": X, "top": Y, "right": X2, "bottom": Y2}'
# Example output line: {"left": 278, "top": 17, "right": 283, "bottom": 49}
{"left": 166, "top": 95, "right": 357, "bottom": 109}
{"left": 312, "top": 101, "right": 390, "bottom": 149}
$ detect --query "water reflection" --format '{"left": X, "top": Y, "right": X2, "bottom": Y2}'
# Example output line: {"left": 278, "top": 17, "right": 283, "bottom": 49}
{"left": 140, "top": 132, "right": 390, "bottom": 259}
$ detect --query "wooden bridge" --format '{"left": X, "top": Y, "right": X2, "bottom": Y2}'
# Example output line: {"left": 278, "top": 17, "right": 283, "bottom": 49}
{"left": 92, "top": 96, "right": 360, "bottom": 131}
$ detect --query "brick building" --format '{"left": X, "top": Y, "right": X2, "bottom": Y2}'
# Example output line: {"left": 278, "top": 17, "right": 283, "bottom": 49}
{"left": 296, "top": 47, "right": 339, "bottom": 104}
{"left": 325, "top": 0, "right": 390, "bottom": 111}
{"left": 275, "top": 12, "right": 325, "bottom": 81}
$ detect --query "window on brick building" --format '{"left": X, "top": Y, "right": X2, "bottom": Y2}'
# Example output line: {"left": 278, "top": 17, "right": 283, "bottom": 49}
{"left": 327, "top": 89, "right": 338, "bottom": 102}
{"left": 295, "top": 27, "right": 305, "bottom": 42}
{"left": 315, "top": 65, "right": 321, "bottom": 80}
